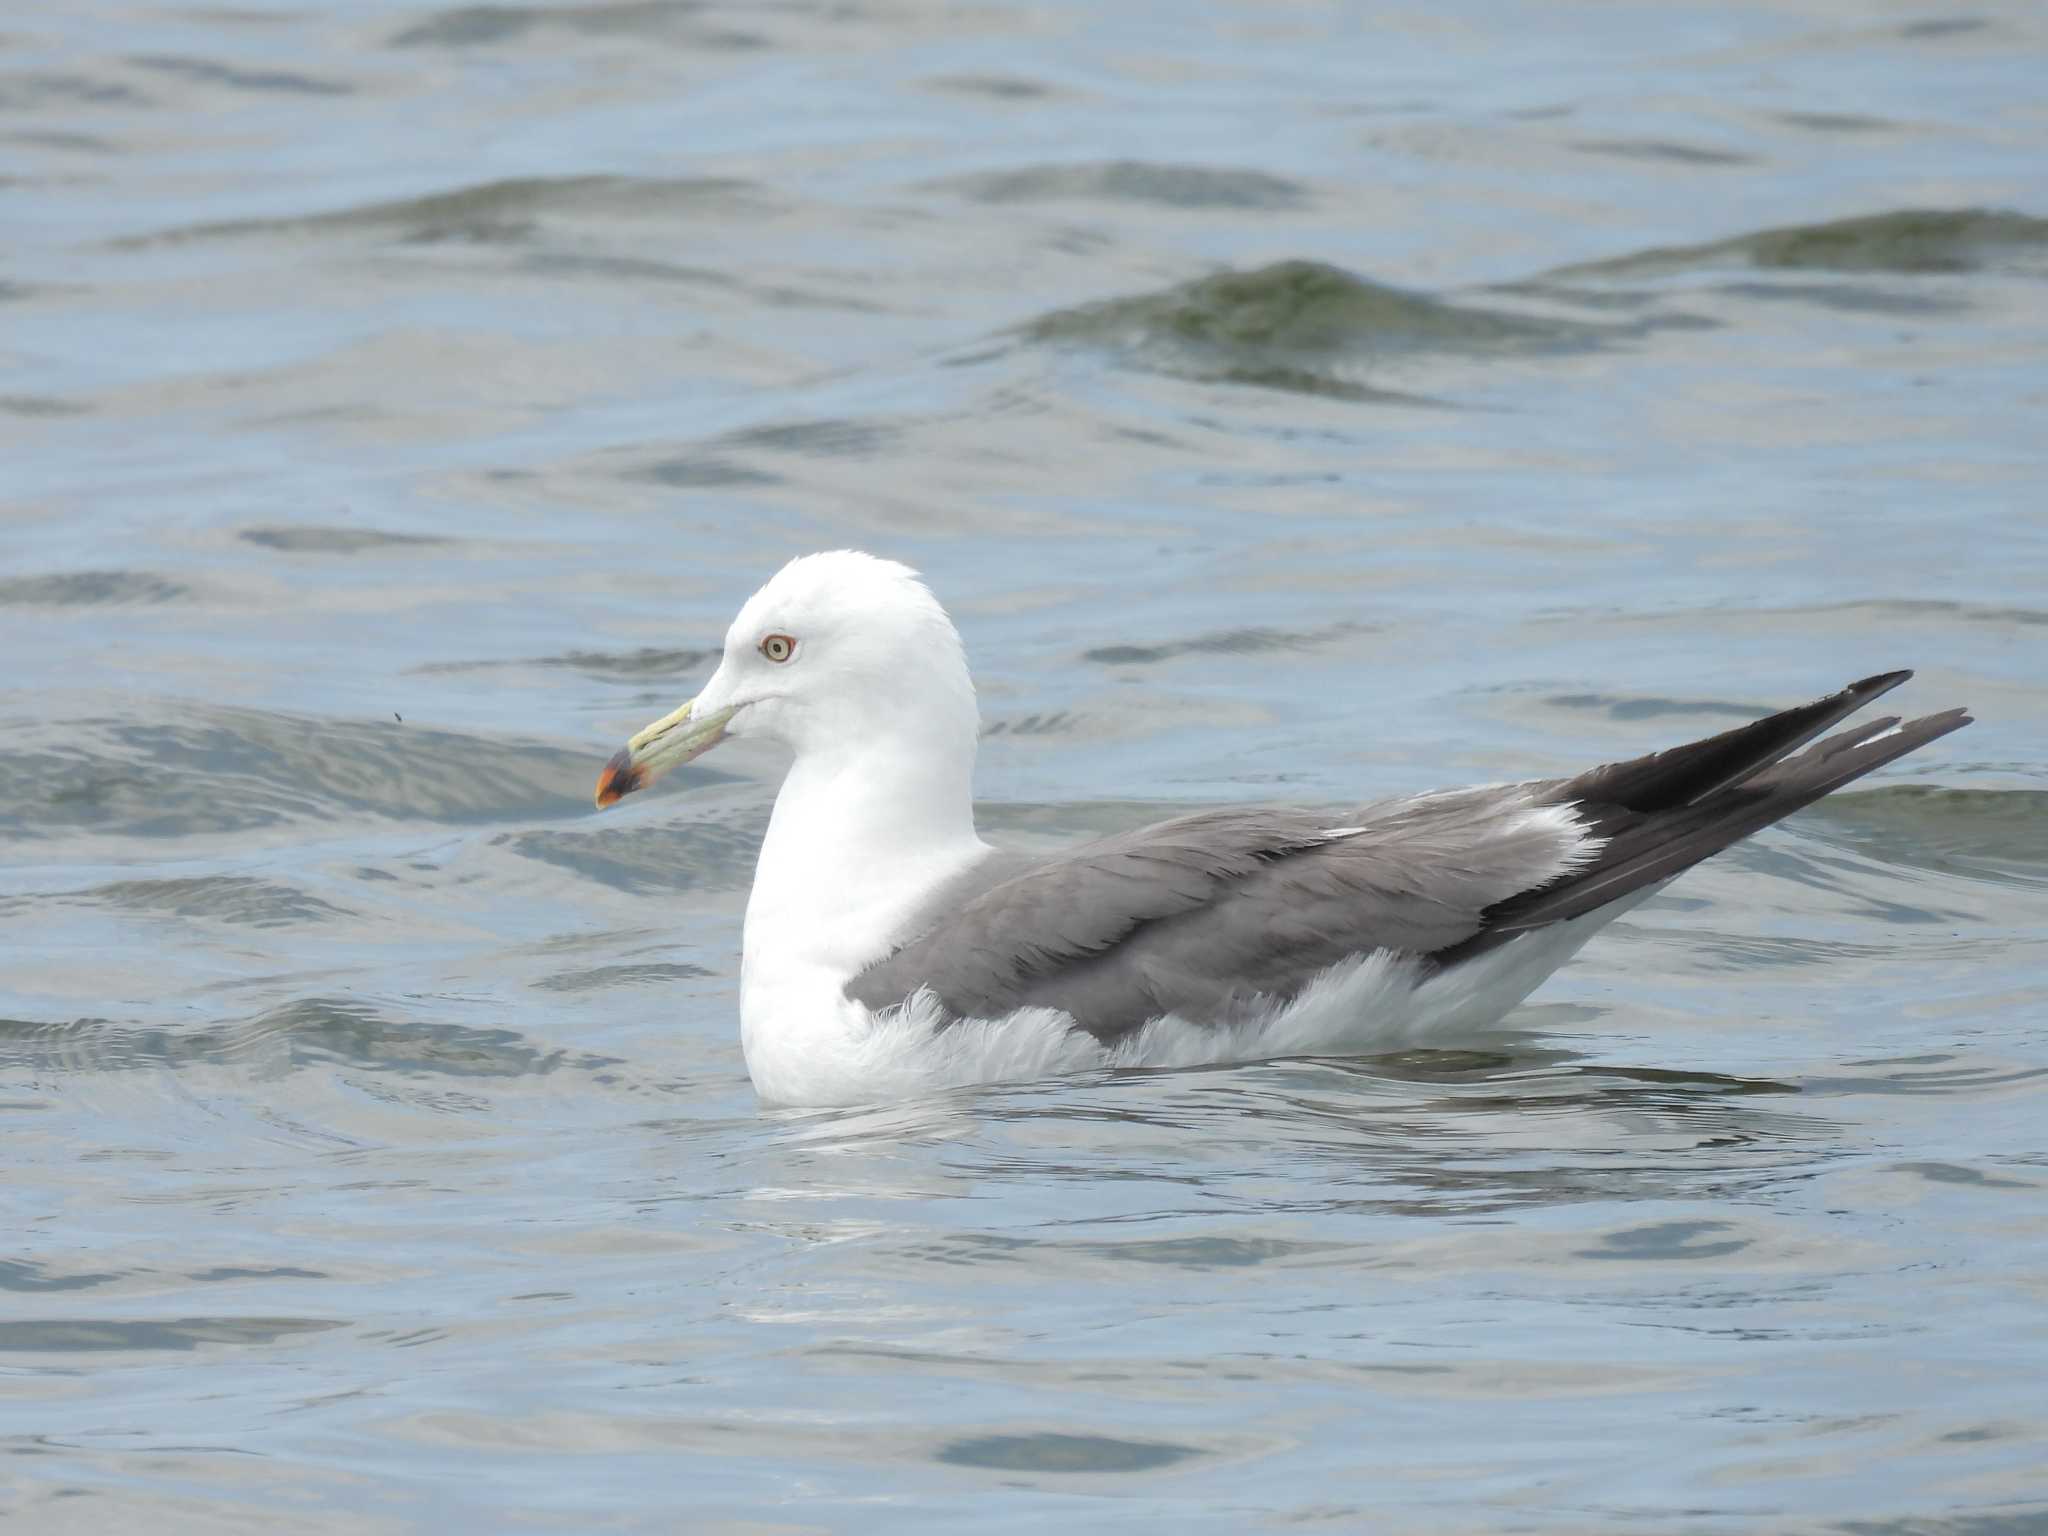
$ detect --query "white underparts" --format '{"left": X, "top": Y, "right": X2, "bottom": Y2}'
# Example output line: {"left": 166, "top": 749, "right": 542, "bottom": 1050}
{"left": 749, "top": 890, "right": 1643, "bottom": 1108}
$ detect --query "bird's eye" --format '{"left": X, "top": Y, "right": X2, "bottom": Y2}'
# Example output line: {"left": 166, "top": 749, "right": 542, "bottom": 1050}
{"left": 759, "top": 633, "right": 796, "bottom": 663}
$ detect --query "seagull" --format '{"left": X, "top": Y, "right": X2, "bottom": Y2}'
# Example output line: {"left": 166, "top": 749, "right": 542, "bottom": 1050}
{"left": 592, "top": 551, "right": 1969, "bottom": 1107}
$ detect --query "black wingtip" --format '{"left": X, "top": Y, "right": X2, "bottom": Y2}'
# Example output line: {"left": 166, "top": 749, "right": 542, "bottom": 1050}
{"left": 1443, "top": 689, "right": 1973, "bottom": 967}
{"left": 1553, "top": 666, "right": 1935, "bottom": 817}
{"left": 1849, "top": 669, "right": 1913, "bottom": 697}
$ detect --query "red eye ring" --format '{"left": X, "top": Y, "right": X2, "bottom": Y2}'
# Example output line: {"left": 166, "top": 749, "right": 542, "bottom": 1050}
{"left": 759, "top": 633, "right": 796, "bottom": 663}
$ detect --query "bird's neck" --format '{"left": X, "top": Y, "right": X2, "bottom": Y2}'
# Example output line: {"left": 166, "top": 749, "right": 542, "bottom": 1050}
{"left": 743, "top": 738, "right": 985, "bottom": 991}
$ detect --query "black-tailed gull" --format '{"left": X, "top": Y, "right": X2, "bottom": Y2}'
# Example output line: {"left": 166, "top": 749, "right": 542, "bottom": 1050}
{"left": 593, "top": 551, "right": 1969, "bottom": 1106}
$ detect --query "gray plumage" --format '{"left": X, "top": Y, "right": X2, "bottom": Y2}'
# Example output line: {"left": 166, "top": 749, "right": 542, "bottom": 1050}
{"left": 844, "top": 672, "right": 1970, "bottom": 1040}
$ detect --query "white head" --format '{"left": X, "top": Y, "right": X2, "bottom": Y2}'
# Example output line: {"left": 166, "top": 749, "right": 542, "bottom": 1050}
{"left": 594, "top": 551, "right": 978, "bottom": 806}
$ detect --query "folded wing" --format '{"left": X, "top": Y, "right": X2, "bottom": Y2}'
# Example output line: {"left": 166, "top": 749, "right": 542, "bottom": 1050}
{"left": 845, "top": 672, "right": 1969, "bottom": 1039}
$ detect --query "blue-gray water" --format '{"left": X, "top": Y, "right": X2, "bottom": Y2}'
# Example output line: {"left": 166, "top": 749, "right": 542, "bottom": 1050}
{"left": 5, "top": 1, "right": 2047, "bottom": 1530}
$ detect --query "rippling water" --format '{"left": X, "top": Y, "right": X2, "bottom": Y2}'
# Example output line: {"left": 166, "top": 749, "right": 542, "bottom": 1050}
{"left": 6, "top": 1, "right": 2047, "bottom": 1529}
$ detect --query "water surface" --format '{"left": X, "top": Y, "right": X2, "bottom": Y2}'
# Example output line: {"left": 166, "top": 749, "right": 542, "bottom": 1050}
{"left": 5, "top": 1, "right": 2047, "bottom": 1530}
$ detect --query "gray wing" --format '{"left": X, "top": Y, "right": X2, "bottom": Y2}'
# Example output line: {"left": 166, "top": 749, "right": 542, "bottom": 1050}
{"left": 845, "top": 671, "right": 1971, "bottom": 1041}
{"left": 844, "top": 788, "right": 1584, "bottom": 1039}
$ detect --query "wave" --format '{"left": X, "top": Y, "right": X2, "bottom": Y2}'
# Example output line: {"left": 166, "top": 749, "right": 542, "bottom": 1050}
{"left": 938, "top": 160, "right": 1310, "bottom": 210}
{"left": 1801, "top": 786, "right": 2048, "bottom": 882}
{"left": 1, "top": 701, "right": 597, "bottom": 841}
{"left": 0, "top": 570, "right": 188, "bottom": 605}
{"left": 1019, "top": 258, "right": 1647, "bottom": 399}
{"left": 0, "top": 996, "right": 621, "bottom": 1079}
{"left": 119, "top": 174, "right": 769, "bottom": 248}
{"left": 1548, "top": 207, "right": 2048, "bottom": 281}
